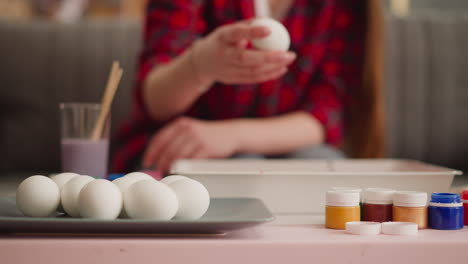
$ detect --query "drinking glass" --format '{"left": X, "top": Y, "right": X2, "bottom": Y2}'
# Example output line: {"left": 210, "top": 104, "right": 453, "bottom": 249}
{"left": 60, "top": 103, "right": 109, "bottom": 178}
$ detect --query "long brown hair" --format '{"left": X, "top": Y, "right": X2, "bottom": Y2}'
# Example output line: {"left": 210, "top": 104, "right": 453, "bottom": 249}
{"left": 344, "top": 0, "right": 385, "bottom": 158}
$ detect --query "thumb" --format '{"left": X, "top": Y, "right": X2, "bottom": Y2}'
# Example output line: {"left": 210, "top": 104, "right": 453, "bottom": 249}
{"left": 217, "top": 22, "right": 270, "bottom": 45}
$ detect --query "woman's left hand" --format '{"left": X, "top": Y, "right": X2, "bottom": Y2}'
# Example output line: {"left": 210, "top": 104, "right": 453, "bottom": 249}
{"left": 142, "top": 117, "right": 240, "bottom": 173}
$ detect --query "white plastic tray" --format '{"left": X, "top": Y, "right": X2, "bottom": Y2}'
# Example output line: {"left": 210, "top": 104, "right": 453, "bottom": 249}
{"left": 171, "top": 159, "right": 462, "bottom": 224}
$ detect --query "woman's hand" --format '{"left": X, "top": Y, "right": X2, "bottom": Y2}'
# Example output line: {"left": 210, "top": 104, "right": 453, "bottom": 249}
{"left": 142, "top": 117, "right": 240, "bottom": 173}
{"left": 191, "top": 20, "right": 296, "bottom": 85}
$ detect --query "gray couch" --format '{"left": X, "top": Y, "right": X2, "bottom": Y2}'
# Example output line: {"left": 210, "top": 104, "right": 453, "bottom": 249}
{"left": 384, "top": 13, "right": 468, "bottom": 170}
{"left": 1, "top": 13, "right": 468, "bottom": 173}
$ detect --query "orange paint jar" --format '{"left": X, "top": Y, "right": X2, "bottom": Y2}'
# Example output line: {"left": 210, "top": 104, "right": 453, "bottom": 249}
{"left": 325, "top": 191, "right": 360, "bottom": 229}
{"left": 393, "top": 191, "right": 428, "bottom": 229}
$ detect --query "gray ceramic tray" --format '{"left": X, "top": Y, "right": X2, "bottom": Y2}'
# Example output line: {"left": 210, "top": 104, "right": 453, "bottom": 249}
{"left": 0, "top": 197, "right": 274, "bottom": 234}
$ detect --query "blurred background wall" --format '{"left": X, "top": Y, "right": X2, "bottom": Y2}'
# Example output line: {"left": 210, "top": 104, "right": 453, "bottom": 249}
{"left": 0, "top": 0, "right": 146, "bottom": 22}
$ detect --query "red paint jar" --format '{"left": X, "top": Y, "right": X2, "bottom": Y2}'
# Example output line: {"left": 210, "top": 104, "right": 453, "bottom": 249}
{"left": 363, "top": 188, "right": 395, "bottom": 223}
{"left": 462, "top": 190, "right": 468, "bottom": 226}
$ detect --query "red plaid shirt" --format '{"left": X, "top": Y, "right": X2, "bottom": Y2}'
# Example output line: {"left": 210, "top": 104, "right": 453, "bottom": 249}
{"left": 112, "top": 0, "right": 365, "bottom": 172}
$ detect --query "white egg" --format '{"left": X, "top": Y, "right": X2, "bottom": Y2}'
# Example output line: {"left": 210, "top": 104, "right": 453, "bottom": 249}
{"left": 160, "top": 175, "right": 189, "bottom": 185}
{"left": 113, "top": 177, "right": 138, "bottom": 195}
{"left": 168, "top": 179, "right": 210, "bottom": 220}
{"left": 112, "top": 175, "right": 151, "bottom": 218}
{"left": 124, "top": 179, "right": 178, "bottom": 220}
{"left": 61, "top": 175, "right": 94, "bottom": 217}
{"left": 112, "top": 177, "right": 136, "bottom": 218}
{"left": 50, "top": 172, "right": 80, "bottom": 212}
{"left": 16, "top": 175, "right": 60, "bottom": 217}
{"left": 123, "top": 172, "right": 154, "bottom": 181}
{"left": 50, "top": 172, "right": 80, "bottom": 189}
{"left": 251, "top": 17, "right": 290, "bottom": 51}
{"left": 78, "top": 179, "right": 122, "bottom": 220}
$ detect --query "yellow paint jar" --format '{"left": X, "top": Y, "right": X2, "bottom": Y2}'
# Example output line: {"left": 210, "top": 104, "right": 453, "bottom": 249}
{"left": 393, "top": 191, "right": 428, "bottom": 229}
{"left": 325, "top": 191, "right": 361, "bottom": 229}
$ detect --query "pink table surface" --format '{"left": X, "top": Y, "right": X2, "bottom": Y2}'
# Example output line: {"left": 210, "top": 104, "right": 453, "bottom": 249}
{"left": 1, "top": 225, "right": 467, "bottom": 264}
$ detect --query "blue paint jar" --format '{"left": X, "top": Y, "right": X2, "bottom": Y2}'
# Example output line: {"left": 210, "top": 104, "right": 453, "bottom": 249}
{"left": 428, "top": 193, "right": 464, "bottom": 230}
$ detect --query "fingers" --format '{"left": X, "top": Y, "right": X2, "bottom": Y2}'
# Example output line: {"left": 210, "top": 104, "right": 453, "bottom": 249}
{"left": 142, "top": 119, "right": 186, "bottom": 168}
{"left": 218, "top": 23, "right": 270, "bottom": 44}
{"left": 153, "top": 131, "right": 188, "bottom": 172}
{"left": 223, "top": 55, "right": 293, "bottom": 83}
{"left": 253, "top": 67, "right": 288, "bottom": 83}
{"left": 220, "top": 47, "right": 295, "bottom": 84}
{"left": 225, "top": 47, "right": 296, "bottom": 67}
{"left": 235, "top": 39, "right": 249, "bottom": 49}
{"left": 142, "top": 117, "right": 205, "bottom": 172}
{"left": 223, "top": 66, "right": 288, "bottom": 84}
{"left": 233, "top": 64, "right": 287, "bottom": 80}
{"left": 241, "top": 61, "right": 292, "bottom": 76}
{"left": 157, "top": 138, "right": 200, "bottom": 173}
{"left": 191, "top": 148, "right": 208, "bottom": 159}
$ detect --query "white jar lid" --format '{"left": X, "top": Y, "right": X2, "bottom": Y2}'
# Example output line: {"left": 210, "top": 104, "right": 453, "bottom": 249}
{"left": 364, "top": 188, "right": 395, "bottom": 204}
{"left": 331, "top": 187, "right": 362, "bottom": 193}
{"left": 346, "top": 221, "right": 381, "bottom": 235}
{"left": 381, "top": 222, "right": 418, "bottom": 235}
{"left": 393, "top": 191, "right": 427, "bottom": 207}
{"left": 326, "top": 191, "right": 360, "bottom": 206}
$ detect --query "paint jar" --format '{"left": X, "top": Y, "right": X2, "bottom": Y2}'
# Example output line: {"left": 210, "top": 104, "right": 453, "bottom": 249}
{"left": 325, "top": 191, "right": 360, "bottom": 229}
{"left": 331, "top": 187, "right": 363, "bottom": 217}
{"left": 428, "top": 193, "right": 464, "bottom": 230}
{"left": 363, "top": 188, "right": 395, "bottom": 222}
{"left": 463, "top": 190, "right": 468, "bottom": 226}
{"left": 393, "top": 191, "right": 428, "bottom": 229}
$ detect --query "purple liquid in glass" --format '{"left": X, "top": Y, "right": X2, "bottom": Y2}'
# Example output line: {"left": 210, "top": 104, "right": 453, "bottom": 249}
{"left": 61, "top": 138, "right": 109, "bottom": 178}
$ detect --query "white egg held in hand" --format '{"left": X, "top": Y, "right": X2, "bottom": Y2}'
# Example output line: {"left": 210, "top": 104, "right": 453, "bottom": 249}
{"left": 78, "top": 179, "right": 122, "bottom": 220}
{"left": 251, "top": 17, "right": 290, "bottom": 51}
{"left": 168, "top": 179, "right": 210, "bottom": 220}
{"left": 50, "top": 172, "right": 80, "bottom": 212}
{"left": 160, "top": 175, "right": 189, "bottom": 185}
{"left": 16, "top": 175, "right": 60, "bottom": 217}
{"left": 61, "top": 175, "right": 94, "bottom": 217}
{"left": 124, "top": 180, "right": 178, "bottom": 220}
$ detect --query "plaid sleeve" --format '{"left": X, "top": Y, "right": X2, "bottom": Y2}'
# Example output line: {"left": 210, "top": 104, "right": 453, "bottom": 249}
{"left": 111, "top": 0, "right": 207, "bottom": 173}
{"left": 301, "top": 1, "right": 365, "bottom": 146}
{"left": 135, "top": 0, "right": 207, "bottom": 121}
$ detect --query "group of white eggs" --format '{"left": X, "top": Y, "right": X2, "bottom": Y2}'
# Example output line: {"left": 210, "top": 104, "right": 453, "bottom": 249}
{"left": 16, "top": 172, "right": 210, "bottom": 220}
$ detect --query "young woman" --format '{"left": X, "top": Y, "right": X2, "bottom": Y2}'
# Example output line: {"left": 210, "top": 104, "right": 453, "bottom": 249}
{"left": 112, "top": 0, "right": 385, "bottom": 173}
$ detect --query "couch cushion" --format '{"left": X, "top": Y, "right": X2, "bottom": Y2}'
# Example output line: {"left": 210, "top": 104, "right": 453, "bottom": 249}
{"left": 383, "top": 13, "right": 468, "bottom": 170}
{"left": 0, "top": 19, "right": 141, "bottom": 172}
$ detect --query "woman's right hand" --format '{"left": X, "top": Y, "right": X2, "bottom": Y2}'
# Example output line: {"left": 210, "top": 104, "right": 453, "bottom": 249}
{"left": 191, "top": 21, "right": 296, "bottom": 85}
